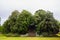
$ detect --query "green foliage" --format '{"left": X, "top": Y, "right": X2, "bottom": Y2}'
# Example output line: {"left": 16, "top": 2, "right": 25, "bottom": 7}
{"left": 3, "top": 10, "right": 19, "bottom": 33}
{"left": 2, "top": 9, "right": 60, "bottom": 37}
{"left": 0, "top": 26, "right": 3, "bottom": 33}
{"left": 36, "top": 10, "right": 59, "bottom": 36}
{"left": 3, "top": 10, "right": 35, "bottom": 34}
{"left": 17, "top": 10, "right": 34, "bottom": 34}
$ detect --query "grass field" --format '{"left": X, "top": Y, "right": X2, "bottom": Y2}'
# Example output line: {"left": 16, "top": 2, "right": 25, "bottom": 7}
{"left": 0, "top": 37, "right": 60, "bottom": 40}
{"left": 0, "top": 34, "right": 60, "bottom": 40}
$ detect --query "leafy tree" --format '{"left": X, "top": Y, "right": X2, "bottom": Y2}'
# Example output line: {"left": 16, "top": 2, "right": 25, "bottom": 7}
{"left": 34, "top": 9, "right": 47, "bottom": 33}
{"left": 34, "top": 9, "right": 46, "bottom": 25}
{"left": 3, "top": 10, "right": 35, "bottom": 35}
{"left": 37, "top": 11, "right": 59, "bottom": 36}
{"left": 2, "top": 9, "right": 60, "bottom": 37}
{"left": 3, "top": 20, "right": 10, "bottom": 33}
{"left": 17, "top": 10, "right": 34, "bottom": 34}
{"left": 9, "top": 10, "right": 19, "bottom": 33}
{"left": 3, "top": 10, "right": 19, "bottom": 33}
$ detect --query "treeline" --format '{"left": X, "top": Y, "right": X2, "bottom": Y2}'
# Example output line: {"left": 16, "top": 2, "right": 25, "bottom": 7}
{"left": 0, "top": 9, "right": 60, "bottom": 37}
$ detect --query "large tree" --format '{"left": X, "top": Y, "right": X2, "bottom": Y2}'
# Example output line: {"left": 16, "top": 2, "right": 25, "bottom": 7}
{"left": 3, "top": 10, "right": 19, "bottom": 33}
{"left": 16, "top": 10, "right": 34, "bottom": 34}
{"left": 2, "top": 9, "right": 59, "bottom": 37}
{"left": 36, "top": 10, "right": 59, "bottom": 36}
{"left": 34, "top": 9, "right": 47, "bottom": 33}
{"left": 34, "top": 9, "right": 46, "bottom": 25}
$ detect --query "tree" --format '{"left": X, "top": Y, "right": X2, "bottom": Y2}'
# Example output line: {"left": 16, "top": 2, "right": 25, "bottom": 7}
{"left": 37, "top": 11, "right": 59, "bottom": 36}
{"left": 2, "top": 9, "right": 60, "bottom": 37}
{"left": 3, "top": 10, "right": 36, "bottom": 35}
{"left": 34, "top": 9, "right": 47, "bottom": 34}
{"left": 9, "top": 10, "right": 19, "bottom": 33}
{"left": 34, "top": 9, "right": 47, "bottom": 25}
{"left": 16, "top": 10, "right": 35, "bottom": 34}
{"left": 3, "top": 10, "right": 19, "bottom": 33}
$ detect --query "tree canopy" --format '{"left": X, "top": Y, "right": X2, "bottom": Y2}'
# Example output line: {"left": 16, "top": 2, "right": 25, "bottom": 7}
{"left": 2, "top": 9, "right": 60, "bottom": 36}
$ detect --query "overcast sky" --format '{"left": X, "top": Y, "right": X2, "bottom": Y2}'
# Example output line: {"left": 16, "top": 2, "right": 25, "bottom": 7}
{"left": 0, "top": 0, "right": 60, "bottom": 25}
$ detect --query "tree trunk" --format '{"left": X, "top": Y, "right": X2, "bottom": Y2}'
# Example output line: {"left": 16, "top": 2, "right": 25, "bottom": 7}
{"left": 28, "top": 30, "right": 36, "bottom": 37}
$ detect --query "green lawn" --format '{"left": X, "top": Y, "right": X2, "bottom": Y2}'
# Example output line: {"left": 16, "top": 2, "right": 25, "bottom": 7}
{"left": 0, "top": 34, "right": 60, "bottom": 40}
{"left": 0, "top": 37, "right": 60, "bottom": 40}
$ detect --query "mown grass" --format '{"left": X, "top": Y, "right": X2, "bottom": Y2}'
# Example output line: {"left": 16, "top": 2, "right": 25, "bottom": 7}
{"left": 0, "top": 37, "right": 60, "bottom": 40}
{"left": 0, "top": 34, "right": 60, "bottom": 40}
